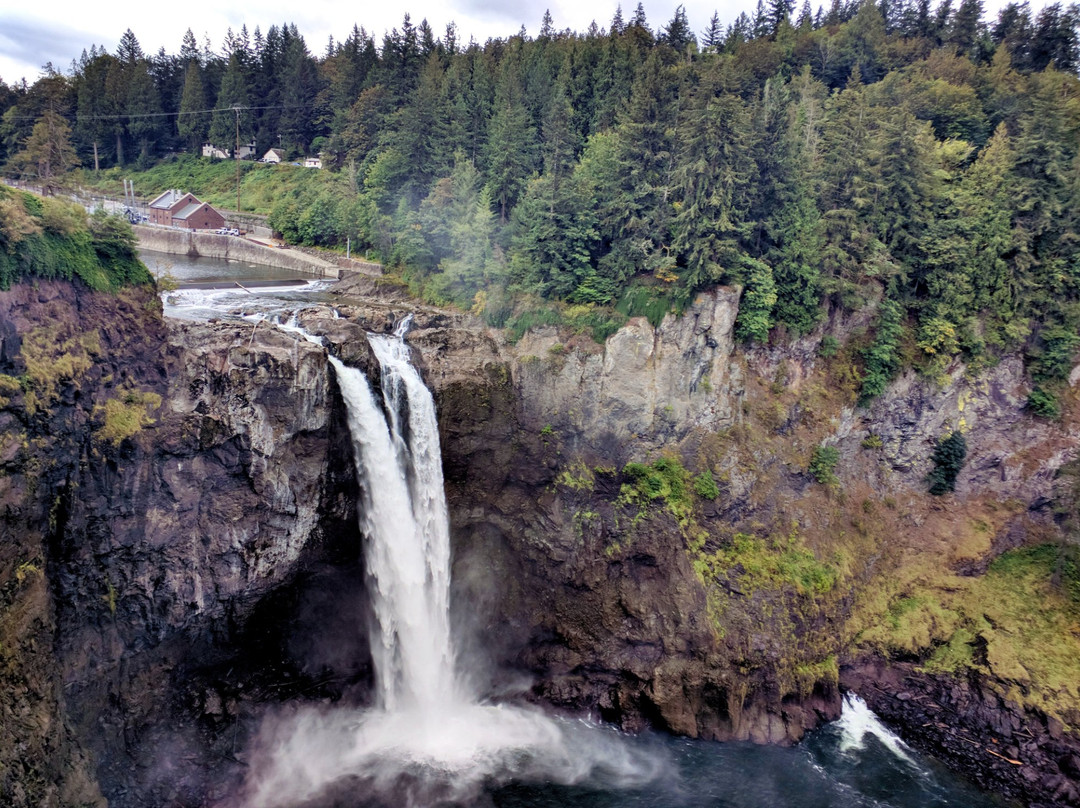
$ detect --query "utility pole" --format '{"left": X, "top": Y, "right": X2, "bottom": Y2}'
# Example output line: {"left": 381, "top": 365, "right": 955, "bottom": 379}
{"left": 233, "top": 105, "right": 241, "bottom": 214}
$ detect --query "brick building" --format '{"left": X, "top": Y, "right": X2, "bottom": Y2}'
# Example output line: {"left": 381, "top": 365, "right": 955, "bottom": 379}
{"left": 147, "top": 189, "right": 198, "bottom": 226}
{"left": 172, "top": 201, "right": 226, "bottom": 231}
{"left": 147, "top": 189, "right": 226, "bottom": 231}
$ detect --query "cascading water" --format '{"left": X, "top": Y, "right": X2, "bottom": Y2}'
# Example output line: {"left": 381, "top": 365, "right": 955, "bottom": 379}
{"left": 240, "top": 317, "right": 661, "bottom": 808}
{"left": 834, "top": 692, "right": 918, "bottom": 768}
{"left": 331, "top": 317, "right": 458, "bottom": 712}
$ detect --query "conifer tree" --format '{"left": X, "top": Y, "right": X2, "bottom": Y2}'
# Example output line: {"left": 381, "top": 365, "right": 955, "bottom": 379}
{"left": 12, "top": 109, "right": 79, "bottom": 182}
{"left": 671, "top": 62, "right": 753, "bottom": 289}
{"left": 483, "top": 61, "right": 538, "bottom": 220}
{"left": 177, "top": 60, "right": 207, "bottom": 152}
{"left": 702, "top": 12, "right": 723, "bottom": 51}
{"left": 209, "top": 53, "right": 251, "bottom": 153}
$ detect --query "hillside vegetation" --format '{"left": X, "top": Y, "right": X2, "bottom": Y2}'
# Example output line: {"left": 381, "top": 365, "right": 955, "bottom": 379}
{"left": 3, "top": 0, "right": 1080, "bottom": 408}
{"left": 0, "top": 187, "right": 150, "bottom": 291}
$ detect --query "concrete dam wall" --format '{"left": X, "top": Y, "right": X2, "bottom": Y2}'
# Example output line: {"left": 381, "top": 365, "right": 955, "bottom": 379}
{"left": 134, "top": 226, "right": 381, "bottom": 279}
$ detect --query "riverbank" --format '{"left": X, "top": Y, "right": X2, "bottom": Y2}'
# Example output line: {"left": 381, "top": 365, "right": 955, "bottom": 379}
{"left": 133, "top": 226, "right": 382, "bottom": 280}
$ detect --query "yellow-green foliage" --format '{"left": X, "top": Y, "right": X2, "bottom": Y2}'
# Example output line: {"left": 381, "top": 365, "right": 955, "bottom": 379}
{"left": 856, "top": 544, "right": 1080, "bottom": 720}
{"left": 693, "top": 529, "right": 842, "bottom": 597}
{"left": 101, "top": 581, "right": 118, "bottom": 615}
{"left": 619, "top": 456, "right": 694, "bottom": 525}
{"left": 0, "top": 194, "right": 43, "bottom": 253}
{"left": 0, "top": 374, "right": 19, "bottom": 408}
{"left": 794, "top": 654, "right": 839, "bottom": 694}
{"left": 14, "top": 560, "right": 42, "bottom": 585}
{"left": 94, "top": 389, "right": 162, "bottom": 446}
{"left": 38, "top": 197, "right": 86, "bottom": 237}
{"left": 18, "top": 328, "right": 99, "bottom": 414}
{"left": 557, "top": 458, "right": 595, "bottom": 492}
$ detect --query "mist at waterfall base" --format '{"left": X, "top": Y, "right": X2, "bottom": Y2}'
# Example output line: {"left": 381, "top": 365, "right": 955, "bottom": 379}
{"left": 236, "top": 689, "right": 1004, "bottom": 808}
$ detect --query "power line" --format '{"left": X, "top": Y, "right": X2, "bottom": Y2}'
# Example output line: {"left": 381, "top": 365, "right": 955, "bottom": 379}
{"left": 6, "top": 102, "right": 319, "bottom": 123}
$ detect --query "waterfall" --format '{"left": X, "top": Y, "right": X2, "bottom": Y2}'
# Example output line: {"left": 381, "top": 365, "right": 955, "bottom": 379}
{"left": 241, "top": 316, "right": 661, "bottom": 808}
{"left": 328, "top": 316, "right": 458, "bottom": 711}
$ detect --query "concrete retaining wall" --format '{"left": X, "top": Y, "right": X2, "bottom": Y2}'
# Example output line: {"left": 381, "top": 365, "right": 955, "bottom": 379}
{"left": 134, "top": 226, "right": 341, "bottom": 278}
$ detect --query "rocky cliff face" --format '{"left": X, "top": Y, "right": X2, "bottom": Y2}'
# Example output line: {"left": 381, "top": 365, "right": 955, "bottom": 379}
{"left": 2, "top": 276, "right": 1079, "bottom": 806}
{"left": 510, "top": 289, "right": 743, "bottom": 452}
{"left": 394, "top": 285, "right": 1080, "bottom": 804}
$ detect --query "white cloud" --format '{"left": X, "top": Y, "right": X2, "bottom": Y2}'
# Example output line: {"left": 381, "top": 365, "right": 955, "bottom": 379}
{"left": 0, "top": 0, "right": 1060, "bottom": 88}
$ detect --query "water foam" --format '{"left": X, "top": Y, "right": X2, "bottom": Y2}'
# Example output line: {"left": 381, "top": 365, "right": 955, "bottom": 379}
{"left": 835, "top": 692, "right": 919, "bottom": 768}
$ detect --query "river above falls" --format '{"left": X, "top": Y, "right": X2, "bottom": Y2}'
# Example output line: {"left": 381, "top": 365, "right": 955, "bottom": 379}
{"left": 139, "top": 248, "right": 319, "bottom": 285}
{"left": 144, "top": 248, "right": 334, "bottom": 321}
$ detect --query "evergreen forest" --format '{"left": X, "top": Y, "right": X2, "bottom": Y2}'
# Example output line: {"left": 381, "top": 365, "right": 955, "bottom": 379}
{"left": 2, "top": 0, "right": 1080, "bottom": 408}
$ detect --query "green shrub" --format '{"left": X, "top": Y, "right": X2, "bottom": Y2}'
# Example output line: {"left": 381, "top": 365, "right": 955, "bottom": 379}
{"left": 818, "top": 335, "right": 841, "bottom": 358}
{"left": 620, "top": 456, "right": 694, "bottom": 524}
{"left": 809, "top": 445, "right": 840, "bottom": 485}
{"left": 734, "top": 258, "right": 777, "bottom": 344}
{"left": 693, "top": 471, "right": 720, "bottom": 500}
{"left": 0, "top": 189, "right": 149, "bottom": 291}
{"left": 505, "top": 306, "right": 563, "bottom": 343}
{"left": 1031, "top": 325, "right": 1080, "bottom": 384}
{"left": 859, "top": 297, "right": 904, "bottom": 405}
{"left": 926, "top": 431, "right": 967, "bottom": 495}
{"left": 1028, "top": 386, "right": 1061, "bottom": 419}
{"left": 616, "top": 284, "right": 682, "bottom": 328}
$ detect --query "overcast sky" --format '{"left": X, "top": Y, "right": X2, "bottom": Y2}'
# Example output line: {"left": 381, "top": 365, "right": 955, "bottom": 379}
{"left": 0, "top": 0, "right": 1053, "bottom": 87}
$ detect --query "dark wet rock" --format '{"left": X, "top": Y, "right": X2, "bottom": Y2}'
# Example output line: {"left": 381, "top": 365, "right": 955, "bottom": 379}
{"left": 841, "top": 660, "right": 1080, "bottom": 807}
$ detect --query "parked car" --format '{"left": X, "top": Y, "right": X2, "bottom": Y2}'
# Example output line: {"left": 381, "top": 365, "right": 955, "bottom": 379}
{"left": 227, "top": 228, "right": 240, "bottom": 236}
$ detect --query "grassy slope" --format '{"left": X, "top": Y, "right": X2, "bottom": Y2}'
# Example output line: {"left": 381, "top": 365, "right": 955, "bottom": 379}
{"left": 74, "top": 154, "right": 334, "bottom": 216}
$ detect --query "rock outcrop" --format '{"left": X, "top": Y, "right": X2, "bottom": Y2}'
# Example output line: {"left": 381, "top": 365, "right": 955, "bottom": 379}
{"left": 0, "top": 282, "right": 363, "bottom": 806}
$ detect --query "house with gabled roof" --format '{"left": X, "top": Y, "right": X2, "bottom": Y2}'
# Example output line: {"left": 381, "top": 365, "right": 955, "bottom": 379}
{"left": 202, "top": 143, "right": 230, "bottom": 159}
{"left": 147, "top": 189, "right": 226, "bottom": 231}
{"left": 148, "top": 189, "right": 199, "bottom": 226}
{"left": 171, "top": 200, "right": 225, "bottom": 231}
{"left": 260, "top": 148, "right": 285, "bottom": 163}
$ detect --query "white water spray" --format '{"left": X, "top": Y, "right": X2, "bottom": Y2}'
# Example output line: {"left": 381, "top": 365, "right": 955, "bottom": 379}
{"left": 835, "top": 692, "right": 919, "bottom": 768}
{"left": 240, "top": 316, "right": 662, "bottom": 807}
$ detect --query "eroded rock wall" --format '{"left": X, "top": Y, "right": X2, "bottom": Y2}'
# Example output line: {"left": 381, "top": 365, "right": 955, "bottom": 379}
{"left": 392, "top": 285, "right": 1080, "bottom": 804}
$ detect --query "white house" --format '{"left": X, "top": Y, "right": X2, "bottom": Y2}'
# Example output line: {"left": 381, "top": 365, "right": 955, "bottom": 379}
{"left": 235, "top": 142, "right": 257, "bottom": 160}
{"left": 303, "top": 156, "right": 323, "bottom": 169}
{"left": 260, "top": 148, "right": 285, "bottom": 164}
{"left": 201, "top": 143, "right": 230, "bottom": 159}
